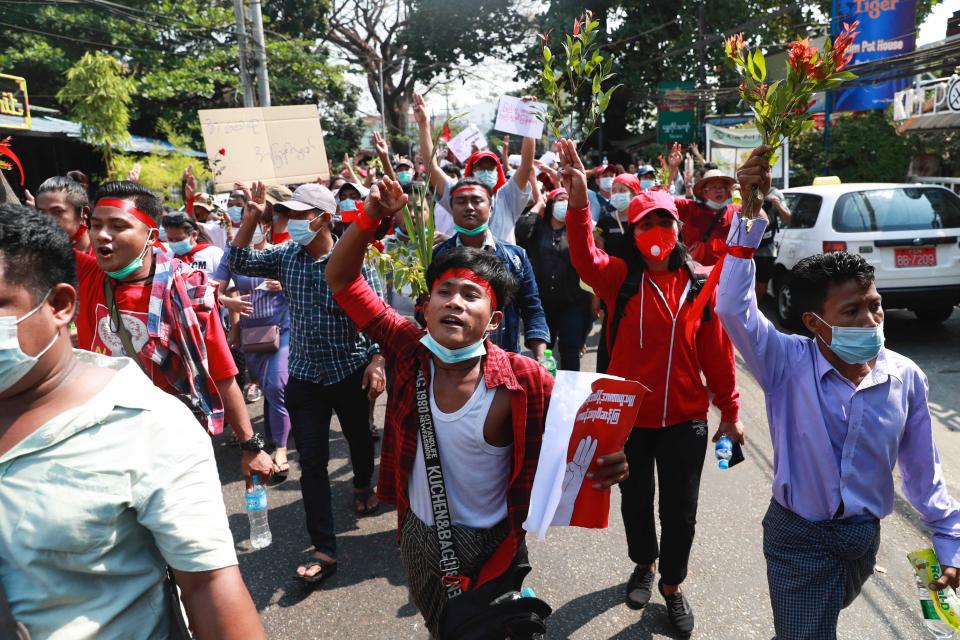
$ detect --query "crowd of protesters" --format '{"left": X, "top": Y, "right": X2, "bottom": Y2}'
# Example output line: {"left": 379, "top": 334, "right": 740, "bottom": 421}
{"left": 1, "top": 90, "right": 958, "bottom": 640}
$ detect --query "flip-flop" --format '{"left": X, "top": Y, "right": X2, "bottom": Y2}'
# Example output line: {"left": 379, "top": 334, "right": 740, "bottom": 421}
{"left": 295, "top": 555, "right": 338, "bottom": 585}
{"left": 267, "top": 462, "right": 290, "bottom": 486}
{"left": 353, "top": 487, "right": 380, "bottom": 516}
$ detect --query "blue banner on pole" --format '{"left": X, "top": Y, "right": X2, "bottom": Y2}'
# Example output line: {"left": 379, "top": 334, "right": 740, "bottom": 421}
{"left": 833, "top": 0, "right": 917, "bottom": 111}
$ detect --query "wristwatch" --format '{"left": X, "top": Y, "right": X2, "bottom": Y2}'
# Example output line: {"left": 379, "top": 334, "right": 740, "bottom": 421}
{"left": 239, "top": 432, "right": 265, "bottom": 453}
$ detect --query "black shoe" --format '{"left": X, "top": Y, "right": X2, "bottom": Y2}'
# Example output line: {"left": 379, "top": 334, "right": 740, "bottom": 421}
{"left": 625, "top": 565, "right": 656, "bottom": 609}
{"left": 659, "top": 580, "right": 694, "bottom": 638}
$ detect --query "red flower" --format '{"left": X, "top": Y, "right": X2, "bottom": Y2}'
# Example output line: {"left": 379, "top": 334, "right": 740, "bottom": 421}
{"left": 218, "top": 147, "right": 226, "bottom": 156}
{"left": 572, "top": 17, "right": 581, "bottom": 37}
{"left": 752, "top": 82, "right": 769, "bottom": 99}
{"left": 833, "top": 20, "right": 860, "bottom": 72}
{"left": 787, "top": 38, "right": 817, "bottom": 76}
{"left": 725, "top": 33, "right": 745, "bottom": 59}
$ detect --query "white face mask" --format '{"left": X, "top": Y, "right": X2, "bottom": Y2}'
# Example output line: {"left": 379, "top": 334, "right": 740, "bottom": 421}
{"left": 251, "top": 225, "right": 265, "bottom": 245}
{"left": 705, "top": 199, "right": 727, "bottom": 210}
{"left": 0, "top": 290, "right": 57, "bottom": 394}
{"left": 552, "top": 201, "right": 569, "bottom": 222}
{"left": 599, "top": 177, "right": 614, "bottom": 192}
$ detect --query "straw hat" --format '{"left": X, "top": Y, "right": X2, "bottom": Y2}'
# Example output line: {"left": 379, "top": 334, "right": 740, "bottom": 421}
{"left": 693, "top": 169, "right": 736, "bottom": 200}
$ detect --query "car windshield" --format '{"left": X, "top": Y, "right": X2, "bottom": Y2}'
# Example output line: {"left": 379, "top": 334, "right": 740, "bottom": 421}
{"left": 832, "top": 187, "right": 960, "bottom": 232}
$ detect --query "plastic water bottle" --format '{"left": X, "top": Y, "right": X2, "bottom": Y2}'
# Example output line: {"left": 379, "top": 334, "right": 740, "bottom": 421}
{"left": 715, "top": 436, "right": 733, "bottom": 470}
{"left": 540, "top": 349, "right": 557, "bottom": 377}
{"left": 915, "top": 577, "right": 958, "bottom": 638}
{"left": 246, "top": 474, "right": 272, "bottom": 549}
{"left": 521, "top": 587, "right": 537, "bottom": 598}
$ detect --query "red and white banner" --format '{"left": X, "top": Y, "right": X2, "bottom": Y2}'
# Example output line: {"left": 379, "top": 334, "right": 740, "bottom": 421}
{"left": 524, "top": 372, "right": 649, "bottom": 540}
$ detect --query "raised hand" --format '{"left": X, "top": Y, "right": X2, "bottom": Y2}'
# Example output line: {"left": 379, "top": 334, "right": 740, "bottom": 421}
{"left": 668, "top": 142, "right": 682, "bottom": 169}
{"left": 551, "top": 435, "right": 599, "bottom": 527}
{"left": 736, "top": 145, "right": 773, "bottom": 218}
{"left": 236, "top": 181, "right": 266, "bottom": 224}
{"left": 364, "top": 175, "right": 408, "bottom": 220}
{"left": 412, "top": 93, "right": 429, "bottom": 128}
{"left": 127, "top": 162, "right": 142, "bottom": 183}
{"left": 182, "top": 165, "right": 196, "bottom": 202}
{"left": 373, "top": 131, "right": 389, "bottom": 157}
{"left": 557, "top": 139, "right": 588, "bottom": 210}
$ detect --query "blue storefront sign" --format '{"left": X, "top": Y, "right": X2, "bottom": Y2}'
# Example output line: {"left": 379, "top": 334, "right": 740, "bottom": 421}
{"left": 833, "top": 0, "right": 917, "bottom": 111}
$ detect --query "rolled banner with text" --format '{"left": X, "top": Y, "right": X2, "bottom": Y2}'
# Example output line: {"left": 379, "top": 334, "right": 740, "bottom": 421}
{"left": 524, "top": 371, "right": 649, "bottom": 540}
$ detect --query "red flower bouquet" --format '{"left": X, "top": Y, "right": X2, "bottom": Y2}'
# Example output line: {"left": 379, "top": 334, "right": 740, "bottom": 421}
{"left": 725, "top": 22, "right": 860, "bottom": 210}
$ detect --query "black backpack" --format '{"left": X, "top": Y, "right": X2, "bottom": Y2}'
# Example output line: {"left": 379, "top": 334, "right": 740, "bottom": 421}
{"left": 606, "top": 260, "right": 709, "bottom": 352}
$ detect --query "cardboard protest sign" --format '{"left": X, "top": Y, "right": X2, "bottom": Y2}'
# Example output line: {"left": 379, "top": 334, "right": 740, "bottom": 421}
{"left": 446, "top": 124, "right": 487, "bottom": 163}
{"left": 494, "top": 95, "right": 546, "bottom": 139}
{"left": 523, "top": 372, "right": 649, "bottom": 540}
{"left": 198, "top": 105, "right": 329, "bottom": 192}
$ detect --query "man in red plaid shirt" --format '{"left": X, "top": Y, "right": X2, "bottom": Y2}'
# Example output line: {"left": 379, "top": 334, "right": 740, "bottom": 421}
{"left": 327, "top": 176, "right": 629, "bottom": 636}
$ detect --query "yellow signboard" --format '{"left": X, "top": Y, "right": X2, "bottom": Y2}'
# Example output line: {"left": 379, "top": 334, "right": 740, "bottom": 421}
{"left": 0, "top": 74, "right": 29, "bottom": 130}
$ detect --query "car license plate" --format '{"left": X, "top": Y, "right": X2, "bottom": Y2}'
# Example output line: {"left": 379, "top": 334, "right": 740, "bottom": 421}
{"left": 894, "top": 247, "right": 937, "bottom": 268}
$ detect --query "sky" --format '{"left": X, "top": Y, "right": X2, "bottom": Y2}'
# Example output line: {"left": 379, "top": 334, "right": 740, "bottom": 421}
{"left": 351, "top": 0, "right": 959, "bottom": 130}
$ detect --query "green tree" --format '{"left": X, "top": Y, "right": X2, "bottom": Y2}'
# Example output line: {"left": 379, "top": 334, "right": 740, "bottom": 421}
{"left": 0, "top": 1, "right": 362, "bottom": 159}
{"left": 56, "top": 52, "right": 135, "bottom": 174}
{"left": 789, "top": 111, "right": 914, "bottom": 184}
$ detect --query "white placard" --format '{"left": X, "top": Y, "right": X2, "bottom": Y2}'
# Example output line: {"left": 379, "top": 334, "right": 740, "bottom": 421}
{"left": 494, "top": 95, "right": 546, "bottom": 139}
{"left": 446, "top": 124, "right": 488, "bottom": 163}
{"left": 198, "top": 105, "right": 329, "bottom": 192}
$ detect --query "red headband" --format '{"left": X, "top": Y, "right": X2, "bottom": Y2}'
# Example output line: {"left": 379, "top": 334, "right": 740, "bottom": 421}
{"left": 433, "top": 268, "right": 498, "bottom": 310}
{"left": 95, "top": 197, "right": 163, "bottom": 248}
{"left": 450, "top": 185, "right": 490, "bottom": 199}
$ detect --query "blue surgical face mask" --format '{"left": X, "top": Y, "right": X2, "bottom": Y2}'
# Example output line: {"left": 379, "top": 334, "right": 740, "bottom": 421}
{"left": 420, "top": 332, "right": 487, "bottom": 364}
{"left": 227, "top": 206, "right": 244, "bottom": 223}
{"left": 610, "top": 192, "right": 631, "bottom": 211}
{"left": 811, "top": 314, "right": 885, "bottom": 365}
{"left": 287, "top": 218, "right": 319, "bottom": 246}
{"left": 599, "top": 177, "right": 614, "bottom": 192}
{"left": 640, "top": 179, "right": 656, "bottom": 191}
{"left": 0, "top": 290, "right": 57, "bottom": 394}
{"left": 339, "top": 198, "right": 357, "bottom": 212}
{"left": 105, "top": 235, "right": 152, "bottom": 280}
{"left": 158, "top": 227, "right": 168, "bottom": 242}
{"left": 396, "top": 170, "right": 414, "bottom": 185}
{"left": 473, "top": 169, "right": 498, "bottom": 188}
{"left": 453, "top": 222, "right": 489, "bottom": 237}
{"left": 168, "top": 238, "right": 193, "bottom": 255}
{"left": 552, "top": 201, "right": 569, "bottom": 222}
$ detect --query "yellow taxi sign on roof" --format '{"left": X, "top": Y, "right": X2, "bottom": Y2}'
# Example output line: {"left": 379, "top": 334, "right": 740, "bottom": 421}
{"left": 812, "top": 176, "right": 842, "bottom": 186}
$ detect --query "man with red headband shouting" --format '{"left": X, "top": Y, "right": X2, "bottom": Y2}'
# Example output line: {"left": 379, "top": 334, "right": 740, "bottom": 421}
{"left": 73, "top": 180, "right": 275, "bottom": 484}
{"left": 413, "top": 93, "right": 537, "bottom": 245}
{"left": 326, "top": 174, "right": 629, "bottom": 638}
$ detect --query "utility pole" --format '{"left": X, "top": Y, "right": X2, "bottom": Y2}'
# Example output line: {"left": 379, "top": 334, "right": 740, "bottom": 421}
{"left": 697, "top": 0, "right": 707, "bottom": 146}
{"left": 378, "top": 59, "right": 388, "bottom": 137}
{"left": 232, "top": 0, "right": 255, "bottom": 107}
{"left": 248, "top": 0, "right": 271, "bottom": 107}
{"left": 823, "top": 0, "right": 839, "bottom": 175}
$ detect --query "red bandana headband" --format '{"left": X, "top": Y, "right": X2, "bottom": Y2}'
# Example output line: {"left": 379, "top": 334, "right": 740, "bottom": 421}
{"left": 95, "top": 197, "right": 164, "bottom": 248}
{"left": 450, "top": 185, "right": 490, "bottom": 199}
{"left": 433, "top": 268, "right": 498, "bottom": 310}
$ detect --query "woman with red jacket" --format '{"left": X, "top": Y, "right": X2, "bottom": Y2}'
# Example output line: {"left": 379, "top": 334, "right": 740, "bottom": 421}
{"left": 559, "top": 139, "right": 742, "bottom": 638}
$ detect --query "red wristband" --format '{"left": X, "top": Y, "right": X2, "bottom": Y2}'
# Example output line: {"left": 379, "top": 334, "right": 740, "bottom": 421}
{"left": 355, "top": 212, "right": 380, "bottom": 233}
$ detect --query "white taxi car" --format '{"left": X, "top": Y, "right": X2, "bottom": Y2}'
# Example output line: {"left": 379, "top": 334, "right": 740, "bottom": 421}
{"left": 771, "top": 183, "right": 960, "bottom": 326}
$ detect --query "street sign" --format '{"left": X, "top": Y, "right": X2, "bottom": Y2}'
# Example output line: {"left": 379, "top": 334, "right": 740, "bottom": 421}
{"left": 0, "top": 73, "right": 30, "bottom": 130}
{"left": 657, "top": 82, "right": 695, "bottom": 144}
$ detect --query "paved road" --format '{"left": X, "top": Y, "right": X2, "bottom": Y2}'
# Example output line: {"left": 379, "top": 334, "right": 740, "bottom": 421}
{"left": 213, "top": 304, "right": 960, "bottom": 639}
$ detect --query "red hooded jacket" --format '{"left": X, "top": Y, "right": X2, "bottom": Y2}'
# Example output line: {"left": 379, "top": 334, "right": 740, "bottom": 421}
{"left": 464, "top": 150, "right": 508, "bottom": 192}
{"left": 566, "top": 204, "right": 739, "bottom": 427}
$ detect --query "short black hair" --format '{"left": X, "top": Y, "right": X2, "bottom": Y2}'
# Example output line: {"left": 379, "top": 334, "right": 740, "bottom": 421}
{"left": 790, "top": 251, "right": 876, "bottom": 315}
{"left": 449, "top": 178, "right": 493, "bottom": 201}
{"left": 442, "top": 164, "right": 463, "bottom": 179}
{"left": 93, "top": 181, "right": 163, "bottom": 222}
{"left": 426, "top": 247, "right": 517, "bottom": 311}
{"left": 66, "top": 169, "right": 88, "bottom": 184}
{"left": 37, "top": 176, "right": 89, "bottom": 216}
{"left": 0, "top": 203, "right": 77, "bottom": 302}
{"left": 161, "top": 212, "right": 198, "bottom": 232}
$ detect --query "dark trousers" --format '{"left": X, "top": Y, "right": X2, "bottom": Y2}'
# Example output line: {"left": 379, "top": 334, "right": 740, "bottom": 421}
{"left": 285, "top": 367, "right": 375, "bottom": 557}
{"left": 619, "top": 420, "right": 709, "bottom": 585}
{"left": 543, "top": 296, "right": 592, "bottom": 372}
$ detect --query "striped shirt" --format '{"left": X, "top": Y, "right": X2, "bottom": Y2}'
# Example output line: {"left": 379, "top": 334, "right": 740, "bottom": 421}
{"left": 228, "top": 242, "right": 382, "bottom": 384}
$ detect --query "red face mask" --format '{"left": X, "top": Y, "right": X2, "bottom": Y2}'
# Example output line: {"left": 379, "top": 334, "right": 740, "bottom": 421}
{"left": 634, "top": 225, "right": 678, "bottom": 262}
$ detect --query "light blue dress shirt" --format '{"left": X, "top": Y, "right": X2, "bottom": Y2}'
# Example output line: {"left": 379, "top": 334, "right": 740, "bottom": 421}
{"left": 716, "top": 215, "right": 960, "bottom": 567}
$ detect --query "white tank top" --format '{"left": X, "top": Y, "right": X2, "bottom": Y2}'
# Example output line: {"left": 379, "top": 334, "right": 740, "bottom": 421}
{"left": 408, "top": 363, "right": 512, "bottom": 528}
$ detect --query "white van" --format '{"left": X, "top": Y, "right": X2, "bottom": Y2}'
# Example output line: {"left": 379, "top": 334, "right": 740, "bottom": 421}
{"left": 771, "top": 183, "right": 960, "bottom": 326}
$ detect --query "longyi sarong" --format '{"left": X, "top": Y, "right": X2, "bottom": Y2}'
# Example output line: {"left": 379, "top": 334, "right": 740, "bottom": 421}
{"left": 762, "top": 498, "right": 881, "bottom": 640}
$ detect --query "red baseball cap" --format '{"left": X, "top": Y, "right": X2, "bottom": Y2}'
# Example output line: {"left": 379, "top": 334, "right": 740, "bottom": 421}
{"left": 627, "top": 190, "right": 680, "bottom": 224}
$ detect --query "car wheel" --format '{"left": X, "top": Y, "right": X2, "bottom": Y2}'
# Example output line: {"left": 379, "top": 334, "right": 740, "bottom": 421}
{"left": 776, "top": 279, "right": 801, "bottom": 329}
{"left": 913, "top": 305, "right": 955, "bottom": 324}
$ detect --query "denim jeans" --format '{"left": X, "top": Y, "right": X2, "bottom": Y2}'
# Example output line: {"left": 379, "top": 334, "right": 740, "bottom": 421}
{"left": 285, "top": 366, "right": 375, "bottom": 557}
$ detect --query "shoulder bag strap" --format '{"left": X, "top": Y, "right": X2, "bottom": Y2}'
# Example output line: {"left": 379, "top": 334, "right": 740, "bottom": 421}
{"left": 414, "top": 368, "right": 470, "bottom": 599}
{"left": 701, "top": 207, "right": 726, "bottom": 243}
{"left": 103, "top": 279, "right": 148, "bottom": 375}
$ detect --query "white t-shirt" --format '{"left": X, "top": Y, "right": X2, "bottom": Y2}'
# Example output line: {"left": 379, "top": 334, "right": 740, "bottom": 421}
{"left": 438, "top": 175, "right": 531, "bottom": 245}
{"left": 199, "top": 220, "right": 229, "bottom": 251}
{"left": 181, "top": 245, "right": 224, "bottom": 279}
{"left": 409, "top": 365, "right": 511, "bottom": 528}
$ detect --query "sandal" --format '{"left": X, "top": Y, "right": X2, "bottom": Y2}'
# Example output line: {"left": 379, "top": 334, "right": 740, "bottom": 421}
{"left": 268, "top": 462, "right": 290, "bottom": 486}
{"left": 244, "top": 383, "right": 263, "bottom": 403}
{"left": 353, "top": 487, "right": 380, "bottom": 516}
{"left": 295, "top": 553, "right": 338, "bottom": 585}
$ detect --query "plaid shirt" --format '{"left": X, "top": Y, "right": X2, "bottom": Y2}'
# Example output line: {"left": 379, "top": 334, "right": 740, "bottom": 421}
{"left": 333, "top": 276, "right": 553, "bottom": 588}
{"left": 228, "top": 242, "right": 382, "bottom": 384}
